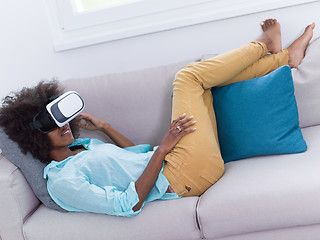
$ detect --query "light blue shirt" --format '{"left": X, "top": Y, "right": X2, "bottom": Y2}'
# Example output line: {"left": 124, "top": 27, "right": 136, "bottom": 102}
{"left": 44, "top": 138, "right": 180, "bottom": 217}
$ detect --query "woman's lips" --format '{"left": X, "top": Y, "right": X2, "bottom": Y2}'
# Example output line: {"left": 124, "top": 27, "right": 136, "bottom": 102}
{"left": 61, "top": 128, "right": 71, "bottom": 136}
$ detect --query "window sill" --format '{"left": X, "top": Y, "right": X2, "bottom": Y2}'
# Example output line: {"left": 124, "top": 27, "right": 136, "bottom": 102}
{"left": 45, "top": 0, "right": 320, "bottom": 51}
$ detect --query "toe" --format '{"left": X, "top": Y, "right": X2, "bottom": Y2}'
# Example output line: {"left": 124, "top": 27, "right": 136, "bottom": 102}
{"left": 261, "top": 21, "right": 266, "bottom": 31}
{"left": 309, "top": 22, "right": 316, "bottom": 30}
{"left": 266, "top": 21, "right": 271, "bottom": 28}
{"left": 266, "top": 19, "right": 272, "bottom": 27}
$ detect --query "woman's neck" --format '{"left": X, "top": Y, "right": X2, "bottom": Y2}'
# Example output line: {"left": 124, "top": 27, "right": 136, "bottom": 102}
{"left": 49, "top": 146, "right": 85, "bottom": 162}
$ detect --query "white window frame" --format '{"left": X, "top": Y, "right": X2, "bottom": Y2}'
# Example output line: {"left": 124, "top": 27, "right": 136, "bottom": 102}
{"left": 45, "top": 0, "right": 320, "bottom": 51}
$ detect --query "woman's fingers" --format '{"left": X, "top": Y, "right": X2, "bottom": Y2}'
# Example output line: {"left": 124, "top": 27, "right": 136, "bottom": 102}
{"left": 176, "top": 119, "right": 196, "bottom": 134}
{"left": 170, "top": 113, "right": 186, "bottom": 128}
{"left": 172, "top": 115, "right": 195, "bottom": 130}
{"left": 171, "top": 114, "right": 193, "bottom": 128}
{"left": 180, "top": 126, "right": 197, "bottom": 137}
{"left": 180, "top": 119, "right": 197, "bottom": 130}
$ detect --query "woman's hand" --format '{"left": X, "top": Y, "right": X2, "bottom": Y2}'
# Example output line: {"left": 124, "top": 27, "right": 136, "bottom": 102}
{"left": 76, "top": 113, "right": 106, "bottom": 131}
{"left": 132, "top": 113, "right": 196, "bottom": 212}
{"left": 158, "top": 113, "right": 196, "bottom": 154}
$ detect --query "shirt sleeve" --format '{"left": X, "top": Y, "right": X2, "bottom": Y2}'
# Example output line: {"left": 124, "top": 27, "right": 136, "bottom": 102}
{"left": 47, "top": 176, "right": 141, "bottom": 217}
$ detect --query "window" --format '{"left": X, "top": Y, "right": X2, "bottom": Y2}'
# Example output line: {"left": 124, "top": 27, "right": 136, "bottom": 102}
{"left": 45, "top": 0, "right": 320, "bottom": 51}
{"left": 53, "top": 0, "right": 211, "bottom": 31}
{"left": 74, "top": 0, "right": 145, "bottom": 12}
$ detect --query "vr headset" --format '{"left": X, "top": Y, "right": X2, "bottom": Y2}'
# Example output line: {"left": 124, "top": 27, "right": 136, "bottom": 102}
{"left": 29, "top": 91, "right": 85, "bottom": 133}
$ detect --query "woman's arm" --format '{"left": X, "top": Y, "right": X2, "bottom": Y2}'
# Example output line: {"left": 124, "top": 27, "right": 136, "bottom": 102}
{"left": 47, "top": 176, "right": 141, "bottom": 217}
{"left": 76, "top": 113, "right": 134, "bottom": 148}
{"left": 77, "top": 112, "right": 196, "bottom": 212}
{"left": 99, "top": 122, "right": 134, "bottom": 148}
{"left": 132, "top": 113, "right": 196, "bottom": 212}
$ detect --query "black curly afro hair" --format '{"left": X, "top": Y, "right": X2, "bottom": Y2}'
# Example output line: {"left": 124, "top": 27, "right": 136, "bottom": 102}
{"left": 0, "top": 80, "right": 80, "bottom": 164}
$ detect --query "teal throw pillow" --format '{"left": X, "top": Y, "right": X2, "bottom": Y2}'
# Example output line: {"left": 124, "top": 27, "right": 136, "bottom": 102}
{"left": 212, "top": 65, "right": 307, "bottom": 163}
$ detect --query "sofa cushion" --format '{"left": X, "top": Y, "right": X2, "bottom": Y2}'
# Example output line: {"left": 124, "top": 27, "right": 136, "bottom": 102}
{"left": 212, "top": 224, "right": 320, "bottom": 240}
{"left": 62, "top": 59, "right": 193, "bottom": 147}
{"left": 24, "top": 197, "right": 201, "bottom": 240}
{"left": 292, "top": 36, "right": 320, "bottom": 128}
{"left": 197, "top": 125, "right": 320, "bottom": 239}
{"left": 0, "top": 153, "right": 40, "bottom": 240}
{"left": 212, "top": 65, "right": 306, "bottom": 162}
{"left": 0, "top": 127, "right": 66, "bottom": 212}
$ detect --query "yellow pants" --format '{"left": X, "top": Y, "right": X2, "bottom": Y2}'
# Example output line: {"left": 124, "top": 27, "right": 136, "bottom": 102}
{"left": 163, "top": 41, "right": 289, "bottom": 197}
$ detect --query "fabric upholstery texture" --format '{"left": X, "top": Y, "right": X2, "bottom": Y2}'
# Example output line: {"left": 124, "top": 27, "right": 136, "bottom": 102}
{"left": 292, "top": 36, "right": 320, "bottom": 128}
{"left": 0, "top": 153, "right": 40, "bottom": 240}
{"left": 24, "top": 197, "right": 201, "bottom": 240}
{"left": 62, "top": 60, "right": 192, "bottom": 147}
{"left": 197, "top": 125, "right": 320, "bottom": 239}
{"left": 212, "top": 65, "right": 307, "bottom": 162}
{"left": 214, "top": 224, "right": 320, "bottom": 240}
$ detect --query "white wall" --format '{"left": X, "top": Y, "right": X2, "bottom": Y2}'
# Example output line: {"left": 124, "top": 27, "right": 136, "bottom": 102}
{"left": 1, "top": 0, "right": 320, "bottom": 99}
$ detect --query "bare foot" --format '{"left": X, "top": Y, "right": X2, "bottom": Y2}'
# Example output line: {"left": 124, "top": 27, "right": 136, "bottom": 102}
{"left": 258, "top": 19, "right": 282, "bottom": 54}
{"left": 287, "top": 23, "right": 316, "bottom": 68}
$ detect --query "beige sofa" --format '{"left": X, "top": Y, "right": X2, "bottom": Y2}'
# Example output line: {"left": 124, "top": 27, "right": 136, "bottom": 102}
{"left": 2, "top": 39, "right": 320, "bottom": 240}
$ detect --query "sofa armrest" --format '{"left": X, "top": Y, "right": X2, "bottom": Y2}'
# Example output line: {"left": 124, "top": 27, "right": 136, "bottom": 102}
{"left": 0, "top": 152, "right": 40, "bottom": 240}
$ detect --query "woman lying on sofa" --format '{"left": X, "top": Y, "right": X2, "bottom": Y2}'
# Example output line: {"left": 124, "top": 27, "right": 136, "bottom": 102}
{"left": 0, "top": 19, "right": 315, "bottom": 217}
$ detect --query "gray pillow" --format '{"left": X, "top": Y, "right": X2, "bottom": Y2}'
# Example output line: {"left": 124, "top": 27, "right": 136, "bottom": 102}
{"left": 0, "top": 127, "right": 65, "bottom": 212}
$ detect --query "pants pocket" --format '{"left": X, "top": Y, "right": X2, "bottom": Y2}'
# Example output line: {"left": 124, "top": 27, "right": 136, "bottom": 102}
{"left": 200, "top": 162, "right": 224, "bottom": 185}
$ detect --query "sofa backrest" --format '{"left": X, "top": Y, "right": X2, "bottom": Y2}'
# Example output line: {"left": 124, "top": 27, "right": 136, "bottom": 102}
{"left": 62, "top": 60, "right": 193, "bottom": 147}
